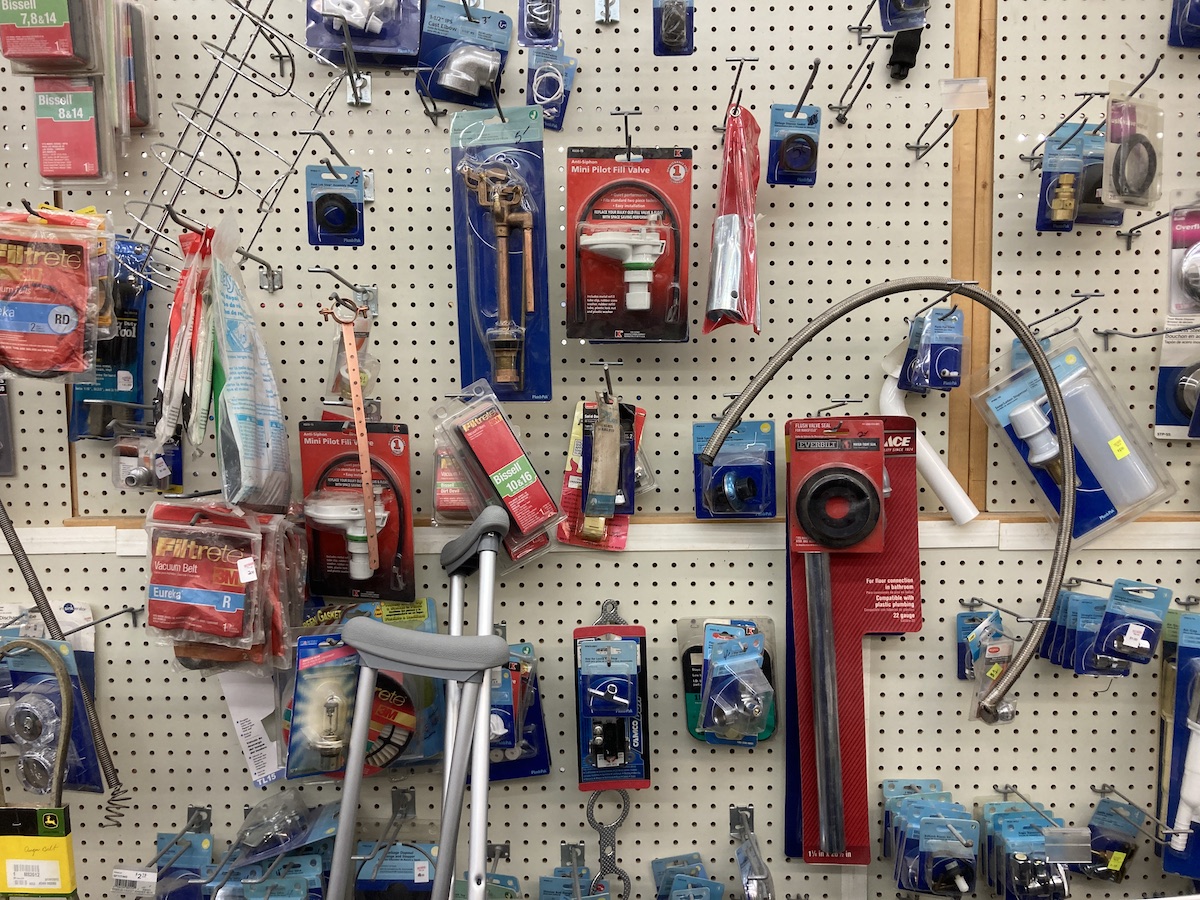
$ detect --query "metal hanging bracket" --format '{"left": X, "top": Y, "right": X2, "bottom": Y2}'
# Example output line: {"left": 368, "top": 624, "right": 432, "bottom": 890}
{"left": 1115, "top": 210, "right": 1169, "bottom": 250}
{"left": 237, "top": 247, "right": 283, "bottom": 292}
{"left": 308, "top": 266, "right": 379, "bottom": 316}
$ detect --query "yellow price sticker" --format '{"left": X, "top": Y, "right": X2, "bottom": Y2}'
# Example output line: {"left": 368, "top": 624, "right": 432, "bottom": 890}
{"left": 986, "top": 662, "right": 1003, "bottom": 680}
{"left": 1107, "top": 850, "right": 1126, "bottom": 871}
{"left": 1109, "top": 435, "right": 1130, "bottom": 460}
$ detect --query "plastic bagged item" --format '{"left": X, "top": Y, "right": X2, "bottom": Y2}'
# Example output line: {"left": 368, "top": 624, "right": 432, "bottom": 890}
{"left": 210, "top": 213, "right": 291, "bottom": 512}
{"left": 525, "top": 45, "right": 576, "bottom": 131}
{"left": 0, "top": 211, "right": 102, "bottom": 381}
{"left": 144, "top": 501, "right": 265, "bottom": 652}
{"left": 704, "top": 105, "right": 761, "bottom": 334}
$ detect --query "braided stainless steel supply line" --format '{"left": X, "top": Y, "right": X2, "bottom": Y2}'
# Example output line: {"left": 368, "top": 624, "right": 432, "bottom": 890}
{"left": 0, "top": 496, "right": 128, "bottom": 818}
{"left": 699, "top": 276, "right": 1076, "bottom": 723}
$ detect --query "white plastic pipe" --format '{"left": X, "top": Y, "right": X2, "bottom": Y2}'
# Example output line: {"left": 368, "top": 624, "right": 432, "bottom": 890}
{"left": 878, "top": 359, "right": 980, "bottom": 526}
{"left": 1172, "top": 718, "right": 1200, "bottom": 852}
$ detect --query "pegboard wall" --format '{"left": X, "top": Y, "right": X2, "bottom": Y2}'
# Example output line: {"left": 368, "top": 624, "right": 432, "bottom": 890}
{"left": 0, "top": 0, "right": 1200, "bottom": 896}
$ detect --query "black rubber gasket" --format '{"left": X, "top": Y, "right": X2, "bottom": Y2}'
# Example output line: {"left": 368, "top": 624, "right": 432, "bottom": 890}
{"left": 1111, "top": 132, "right": 1157, "bottom": 199}
{"left": 794, "top": 465, "right": 881, "bottom": 549}
{"left": 314, "top": 192, "right": 359, "bottom": 235}
{"left": 778, "top": 132, "right": 818, "bottom": 173}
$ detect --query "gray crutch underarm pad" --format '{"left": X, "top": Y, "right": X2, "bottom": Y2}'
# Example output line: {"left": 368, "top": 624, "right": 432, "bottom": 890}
{"left": 439, "top": 506, "right": 511, "bottom": 576}
{"left": 343, "top": 617, "right": 510, "bottom": 682}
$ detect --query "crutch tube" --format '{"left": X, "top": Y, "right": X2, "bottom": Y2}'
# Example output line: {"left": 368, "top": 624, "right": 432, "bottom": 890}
{"left": 467, "top": 545, "right": 500, "bottom": 900}
{"left": 328, "top": 664, "right": 381, "bottom": 900}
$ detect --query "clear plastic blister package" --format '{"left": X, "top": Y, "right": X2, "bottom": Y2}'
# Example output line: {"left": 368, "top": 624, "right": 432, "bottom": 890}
{"left": 429, "top": 379, "right": 563, "bottom": 567}
{"left": 973, "top": 330, "right": 1176, "bottom": 545}
{"left": 449, "top": 107, "right": 551, "bottom": 400}
{"left": 1102, "top": 81, "right": 1164, "bottom": 209}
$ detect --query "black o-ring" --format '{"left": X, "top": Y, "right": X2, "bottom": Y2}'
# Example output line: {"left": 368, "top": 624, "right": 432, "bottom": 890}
{"left": 795, "top": 465, "right": 881, "bottom": 549}
{"left": 1111, "top": 133, "right": 1157, "bottom": 199}
{"left": 313, "top": 192, "right": 359, "bottom": 235}
{"left": 778, "top": 133, "right": 818, "bottom": 174}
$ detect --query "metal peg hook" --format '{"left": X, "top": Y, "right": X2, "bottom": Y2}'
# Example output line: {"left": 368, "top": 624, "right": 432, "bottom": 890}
{"left": 1055, "top": 116, "right": 1087, "bottom": 149}
{"left": 965, "top": 597, "right": 1052, "bottom": 624}
{"left": 1035, "top": 314, "right": 1083, "bottom": 342}
{"left": 1126, "top": 53, "right": 1165, "bottom": 99}
{"left": 810, "top": 397, "right": 863, "bottom": 417}
{"left": 460, "top": 0, "right": 477, "bottom": 22}
{"left": 489, "top": 81, "right": 506, "bottom": 123}
{"left": 792, "top": 58, "right": 822, "bottom": 117}
{"left": 906, "top": 108, "right": 960, "bottom": 161}
{"left": 164, "top": 204, "right": 206, "bottom": 235}
{"left": 298, "top": 129, "right": 349, "bottom": 166}
{"left": 1093, "top": 320, "right": 1200, "bottom": 351}
{"left": 611, "top": 108, "right": 642, "bottom": 161}
{"left": 848, "top": 0, "right": 877, "bottom": 40}
{"left": 714, "top": 57, "right": 758, "bottom": 132}
{"left": 1018, "top": 92, "right": 1107, "bottom": 169}
{"left": 993, "top": 784, "right": 1058, "bottom": 827}
{"left": 588, "top": 360, "right": 623, "bottom": 403}
{"left": 829, "top": 44, "right": 877, "bottom": 125}
{"left": 1115, "top": 210, "right": 1169, "bottom": 251}
{"left": 236, "top": 247, "right": 283, "bottom": 293}
{"left": 1091, "top": 783, "right": 1185, "bottom": 844}
{"left": 1026, "top": 291, "right": 1102, "bottom": 329}
{"left": 903, "top": 283, "right": 977, "bottom": 323}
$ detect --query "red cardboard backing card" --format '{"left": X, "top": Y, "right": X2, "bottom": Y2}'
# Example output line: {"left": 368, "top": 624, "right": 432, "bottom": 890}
{"left": 565, "top": 147, "right": 692, "bottom": 342}
{"left": 785, "top": 416, "right": 922, "bottom": 865}
{"left": 34, "top": 76, "right": 102, "bottom": 178}
{"left": 300, "top": 422, "right": 415, "bottom": 604}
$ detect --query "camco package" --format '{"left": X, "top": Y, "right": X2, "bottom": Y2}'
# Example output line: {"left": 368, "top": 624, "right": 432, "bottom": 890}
{"left": 566, "top": 146, "right": 693, "bottom": 342}
{"left": 783, "top": 416, "right": 922, "bottom": 865}
{"left": 574, "top": 623, "right": 650, "bottom": 790}
{"left": 416, "top": 0, "right": 512, "bottom": 110}
{"left": 450, "top": 106, "right": 551, "bottom": 401}
{"left": 300, "top": 421, "right": 416, "bottom": 605}
{"left": 974, "top": 331, "right": 1175, "bottom": 545}
{"left": 1156, "top": 191, "right": 1200, "bottom": 438}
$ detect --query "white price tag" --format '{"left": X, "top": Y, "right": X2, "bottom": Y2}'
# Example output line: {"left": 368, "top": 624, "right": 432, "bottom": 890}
{"left": 413, "top": 860, "right": 429, "bottom": 884}
{"left": 112, "top": 868, "right": 158, "bottom": 897}
{"left": 1123, "top": 622, "right": 1147, "bottom": 648}
{"left": 154, "top": 456, "right": 171, "bottom": 480}
{"left": 7, "top": 860, "right": 61, "bottom": 890}
{"left": 237, "top": 556, "right": 258, "bottom": 583}
{"left": 117, "top": 370, "right": 134, "bottom": 392}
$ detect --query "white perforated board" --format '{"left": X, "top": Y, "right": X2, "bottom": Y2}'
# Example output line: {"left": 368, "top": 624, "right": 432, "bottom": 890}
{"left": 0, "top": 0, "right": 1197, "bottom": 896}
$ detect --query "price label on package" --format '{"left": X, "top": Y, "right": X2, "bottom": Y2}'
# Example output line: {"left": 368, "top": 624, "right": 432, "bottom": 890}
{"left": 112, "top": 868, "right": 157, "bottom": 897}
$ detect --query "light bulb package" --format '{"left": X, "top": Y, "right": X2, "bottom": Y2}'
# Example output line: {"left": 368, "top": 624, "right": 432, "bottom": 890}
{"left": 304, "top": 0, "right": 421, "bottom": 64}
{"left": 767, "top": 103, "right": 820, "bottom": 187}
{"left": 1102, "top": 83, "right": 1164, "bottom": 209}
{"left": 1034, "top": 136, "right": 1083, "bottom": 233}
{"left": 1155, "top": 192, "right": 1200, "bottom": 438}
{"left": 450, "top": 107, "right": 551, "bottom": 401}
{"left": 525, "top": 44, "right": 576, "bottom": 131}
{"left": 299, "top": 421, "right": 415, "bottom": 605}
{"left": 692, "top": 420, "right": 776, "bottom": 519}
{"left": 652, "top": 0, "right": 693, "bottom": 55}
{"left": 973, "top": 330, "right": 1176, "bottom": 545}
{"left": 416, "top": 0, "right": 512, "bottom": 109}
{"left": 566, "top": 146, "right": 693, "bottom": 342}
{"left": 283, "top": 634, "right": 359, "bottom": 779}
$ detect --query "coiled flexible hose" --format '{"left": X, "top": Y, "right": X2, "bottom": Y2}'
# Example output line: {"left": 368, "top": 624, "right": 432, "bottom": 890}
{"left": 699, "top": 276, "right": 1076, "bottom": 723}
{"left": 0, "top": 497, "right": 127, "bottom": 819}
